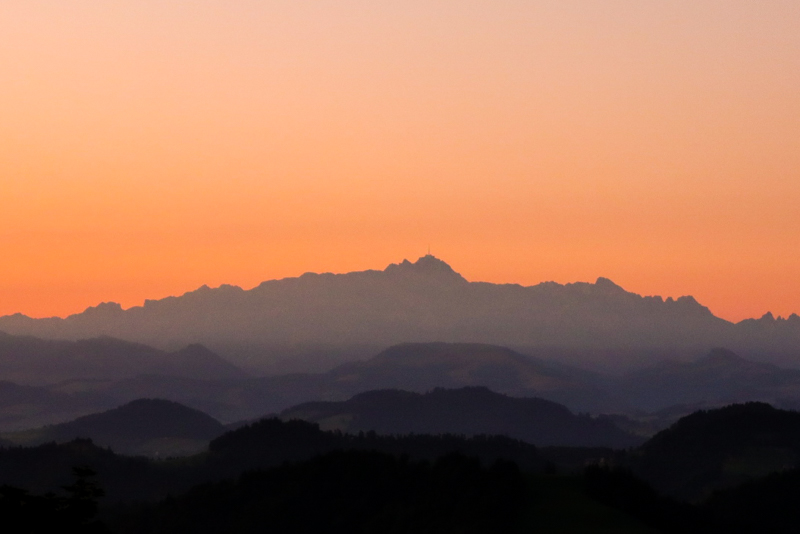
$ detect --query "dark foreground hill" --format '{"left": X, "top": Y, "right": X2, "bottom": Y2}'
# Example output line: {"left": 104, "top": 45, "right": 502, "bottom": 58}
{"left": 1, "top": 399, "right": 226, "bottom": 457}
{"left": 4, "top": 255, "right": 800, "bottom": 373}
{"left": 108, "top": 450, "right": 526, "bottom": 534}
{"left": 9, "top": 408, "right": 800, "bottom": 533}
{"left": 281, "top": 386, "right": 640, "bottom": 448}
{"left": 633, "top": 402, "right": 800, "bottom": 501}
{"left": 0, "top": 418, "right": 546, "bottom": 503}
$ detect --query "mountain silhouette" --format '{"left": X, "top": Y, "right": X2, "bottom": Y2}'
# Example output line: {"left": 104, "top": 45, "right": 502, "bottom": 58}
{"left": 1, "top": 399, "right": 225, "bottom": 457}
{"left": 281, "top": 386, "right": 640, "bottom": 447}
{"left": 5, "top": 255, "right": 799, "bottom": 372}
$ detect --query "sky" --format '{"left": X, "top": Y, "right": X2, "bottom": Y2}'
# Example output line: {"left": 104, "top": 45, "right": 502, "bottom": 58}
{"left": 1, "top": 1, "right": 799, "bottom": 322}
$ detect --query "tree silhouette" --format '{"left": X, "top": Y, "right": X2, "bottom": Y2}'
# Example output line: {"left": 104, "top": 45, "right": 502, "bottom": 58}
{"left": 0, "top": 466, "right": 108, "bottom": 534}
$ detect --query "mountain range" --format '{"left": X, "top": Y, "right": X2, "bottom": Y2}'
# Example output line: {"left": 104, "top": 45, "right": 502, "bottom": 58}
{"left": 2, "top": 255, "right": 800, "bottom": 373}
{"left": 5, "top": 338, "right": 800, "bottom": 432}
{"left": 2, "top": 342, "right": 623, "bottom": 427}
{"left": 0, "top": 386, "right": 638, "bottom": 455}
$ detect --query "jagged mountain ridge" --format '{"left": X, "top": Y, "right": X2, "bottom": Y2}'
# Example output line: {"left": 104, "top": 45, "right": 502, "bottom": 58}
{"left": 1, "top": 255, "right": 800, "bottom": 370}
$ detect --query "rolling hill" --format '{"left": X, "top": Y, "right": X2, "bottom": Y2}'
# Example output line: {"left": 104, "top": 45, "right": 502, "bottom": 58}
{"left": 1, "top": 399, "right": 226, "bottom": 457}
{"left": 634, "top": 402, "right": 800, "bottom": 500}
{"left": 281, "top": 386, "right": 641, "bottom": 447}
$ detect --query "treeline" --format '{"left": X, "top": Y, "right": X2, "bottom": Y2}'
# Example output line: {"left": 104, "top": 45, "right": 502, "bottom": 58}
{"left": 108, "top": 451, "right": 525, "bottom": 534}
{"left": 1, "top": 466, "right": 108, "bottom": 534}
{"left": 11, "top": 454, "right": 800, "bottom": 533}
{"left": 584, "top": 464, "right": 800, "bottom": 534}
{"left": 0, "top": 418, "right": 544, "bottom": 504}
{"left": 5, "top": 404, "right": 800, "bottom": 532}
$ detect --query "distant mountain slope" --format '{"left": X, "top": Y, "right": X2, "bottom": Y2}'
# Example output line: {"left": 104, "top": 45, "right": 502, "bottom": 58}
{"left": 9, "top": 341, "right": 800, "bottom": 434}
{"left": 634, "top": 402, "right": 800, "bottom": 500}
{"left": 35, "top": 344, "right": 800, "bottom": 428}
{"left": 0, "top": 331, "right": 247, "bottom": 384}
{"left": 3, "top": 255, "right": 799, "bottom": 372}
{"left": 43, "top": 343, "right": 623, "bottom": 422}
{"left": 616, "top": 348, "right": 800, "bottom": 411}
{"left": 0, "top": 380, "right": 115, "bottom": 432}
{"left": 2, "top": 399, "right": 225, "bottom": 457}
{"left": 281, "top": 387, "right": 640, "bottom": 448}
{"left": 323, "top": 343, "right": 625, "bottom": 412}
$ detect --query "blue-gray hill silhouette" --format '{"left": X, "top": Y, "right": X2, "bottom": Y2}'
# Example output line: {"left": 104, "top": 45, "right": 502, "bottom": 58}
{"left": 281, "top": 386, "right": 640, "bottom": 448}
{"left": 1, "top": 398, "right": 225, "bottom": 457}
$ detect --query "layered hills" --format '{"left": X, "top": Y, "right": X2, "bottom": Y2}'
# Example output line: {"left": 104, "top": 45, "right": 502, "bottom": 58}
{"left": 5, "top": 402, "right": 800, "bottom": 510}
{"left": 32, "top": 342, "right": 623, "bottom": 423}
{"left": 615, "top": 348, "right": 800, "bottom": 412}
{"left": 71, "top": 343, "right": 800, "bottom": 423}
{"left": 3, "top": 255, "right": 800, "bottom": 372}
{"left": 6, "top": 339, "right": 800, "bottom": 432}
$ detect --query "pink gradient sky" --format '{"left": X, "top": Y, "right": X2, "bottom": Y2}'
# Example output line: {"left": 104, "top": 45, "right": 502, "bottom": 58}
{"left": 1, "top": 1, "right": 799, "bottom": 322}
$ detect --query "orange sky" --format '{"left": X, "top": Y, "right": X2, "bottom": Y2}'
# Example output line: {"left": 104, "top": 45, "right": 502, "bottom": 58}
{"left": 1, "top": 1, "right": 799, "bottom": 322}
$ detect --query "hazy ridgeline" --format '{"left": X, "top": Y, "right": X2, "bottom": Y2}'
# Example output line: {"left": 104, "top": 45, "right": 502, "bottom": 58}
{"left": 3, "top": 256, "right": 800, "bottom": 375}
{"left": 4, "top": 335, "right": 800, "bottom": 434}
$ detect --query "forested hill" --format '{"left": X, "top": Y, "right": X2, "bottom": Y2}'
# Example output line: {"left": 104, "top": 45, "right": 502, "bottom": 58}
{"left": 0, "top": 418, "right": 545, "bottom": 503}
{"left": 634, "top": 402, "right": 800, "bottom": 500}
